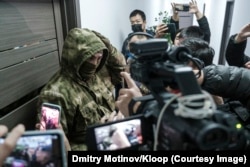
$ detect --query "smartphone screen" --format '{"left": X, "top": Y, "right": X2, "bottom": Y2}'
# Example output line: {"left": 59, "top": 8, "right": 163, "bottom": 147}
{"left": 87, "top": 115, "right": 146, "bottom": 151}
{"left": 0, "top": 130, "right": 67, "bottom": 167}
{"left": 40, "top": 103, "right": 61, "bottom": 130}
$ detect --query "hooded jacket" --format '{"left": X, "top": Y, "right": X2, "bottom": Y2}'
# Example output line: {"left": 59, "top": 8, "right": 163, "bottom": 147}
{"left": 37, "top": 28, "right": 125, "bottom": 150}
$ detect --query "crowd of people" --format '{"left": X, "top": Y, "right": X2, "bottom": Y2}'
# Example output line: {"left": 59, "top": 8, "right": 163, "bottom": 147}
{"left": 1, "top": 0, "right": 250, "bottom": 165}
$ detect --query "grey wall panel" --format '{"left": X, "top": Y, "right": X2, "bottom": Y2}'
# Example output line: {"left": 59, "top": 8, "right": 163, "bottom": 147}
{"left": 0, "top": 52, "right": 60, "bottom": 109}
{"left": 0, "top": 0, "right": 56, "bottom": 51}
{"left": 0, "top": 96, "right": 38, "bottom": 130}
{"left": 0, "top": 39, "right": 57, "bottom": 69}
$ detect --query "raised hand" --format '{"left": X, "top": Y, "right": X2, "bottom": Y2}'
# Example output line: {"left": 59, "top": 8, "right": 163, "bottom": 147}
{"left": 115, "top": 72, "right": 142, "bottom": 117}
{"left": 235, "top": 23, "right": 250, "bottom": 43}
{"left": 0, "top": 124, "right": 25, "bottom": 166}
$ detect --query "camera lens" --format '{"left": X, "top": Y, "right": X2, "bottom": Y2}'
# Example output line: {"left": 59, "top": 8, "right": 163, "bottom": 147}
{"left": 196, "top": 124, "right": 229, "bottom": 150}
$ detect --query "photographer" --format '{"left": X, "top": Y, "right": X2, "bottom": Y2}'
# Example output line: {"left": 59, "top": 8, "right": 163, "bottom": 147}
{"left": 116, "top": 63, "right": 250, "bottom": 120}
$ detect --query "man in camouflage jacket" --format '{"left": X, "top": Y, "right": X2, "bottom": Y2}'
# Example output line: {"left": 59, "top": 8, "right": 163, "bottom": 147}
{"left": 37, "top": 28, "right": 126, "bottom": 150}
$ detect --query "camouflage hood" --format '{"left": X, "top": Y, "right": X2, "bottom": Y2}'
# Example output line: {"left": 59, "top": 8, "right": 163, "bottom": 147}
{"left": 60, "top": 28, "right": 108, "bottom": 80}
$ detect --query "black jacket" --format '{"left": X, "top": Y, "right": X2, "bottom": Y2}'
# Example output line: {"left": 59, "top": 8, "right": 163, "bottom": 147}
{"left": 197, "top": 16, "right": 211, "bottom": 44}
{"left": 171, "top": 15, "right": 211, "bottom": 44}
{"left": 202, "top": 65, "right": 250, "bottom": 109}
{"left": 225, "top": 34, "right": 250, "bottom": 67}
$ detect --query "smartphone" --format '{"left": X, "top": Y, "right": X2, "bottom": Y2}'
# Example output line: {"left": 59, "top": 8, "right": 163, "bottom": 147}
{"left": 86, "top": 114, "right": 147, "bottom": 151}
{"left": 40, "top": 103, "right": 61, "bottom": 130}
{"left": 175, "top": 4, "right": 190, "bottom": 11}
{"left": 164, "top": 23, "right": 176, "bottom": 35}
{"left": 0, "top": 130, "right": 67, "bottom": 167}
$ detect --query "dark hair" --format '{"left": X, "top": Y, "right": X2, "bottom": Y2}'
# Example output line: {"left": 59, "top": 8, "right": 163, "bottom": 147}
{"left": 179, "top": 26, "right": 205, "bottom": 40}
{"left": 127, "top": 32, "right": 153, "bottom": 42}
{"left": 129, "top": 9, "right": 146, "bottom": 21}
{"left": 180, "top": 37, "right": 215, "bottom": 66}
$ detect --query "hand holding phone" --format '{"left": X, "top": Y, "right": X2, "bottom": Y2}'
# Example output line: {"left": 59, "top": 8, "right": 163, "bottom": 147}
{"left": 0, "top": 124, "right": 25, "bottom": 167}
{"left": 40, "top": 103, "right": 61, "bottom": 130}
{"left": 164, "top": 23, "right": 176, "bottom": 35}
{"left": 0, "top": 130, "right": 67, "bottom": 167}
{"left": 175, "top": 4, "right": 190, "bottom": 12}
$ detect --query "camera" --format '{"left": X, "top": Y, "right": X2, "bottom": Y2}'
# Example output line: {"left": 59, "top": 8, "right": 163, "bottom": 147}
{"left": 86, "top": 114, "right": 148, "bottom": 151}
{"left": 86, "top": 39, "right": 250, "bottom": 151}
{"left": 128, "top": 39, "right": 250, "bottom": 150}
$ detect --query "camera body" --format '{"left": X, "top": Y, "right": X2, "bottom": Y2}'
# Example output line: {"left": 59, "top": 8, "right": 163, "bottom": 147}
{"left": 129, "top": 39, "right": 249, "bottom": 150}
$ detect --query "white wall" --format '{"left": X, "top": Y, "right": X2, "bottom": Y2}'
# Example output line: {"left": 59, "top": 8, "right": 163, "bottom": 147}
{"left": 79, "top": 0, "right": 250, "bottom": 64}
{"left": 79, "top": 0, "right": 166, "bottom": 50}
{"left": 204, "top": 0, "right": 227, "bottom": 64}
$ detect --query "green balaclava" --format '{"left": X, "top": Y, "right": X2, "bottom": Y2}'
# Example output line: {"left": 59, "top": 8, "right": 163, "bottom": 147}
{"left": 79, "top": 61, "right": 98, "bottom": 80}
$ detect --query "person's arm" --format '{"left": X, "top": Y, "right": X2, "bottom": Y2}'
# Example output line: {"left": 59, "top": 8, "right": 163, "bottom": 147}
{"left": 92, "top": 30, "right": 126, "bottom": 85}
{"left": 0, "top": 124, "right": 25, "bottom": 166}
{"left": 189, "top": 0, "right": 211, "bottom": 43}
{"left": 225, "top": 34, "right": 249, "bottom": 67}
{"left": 225, "top": 23, "right": 250, "bottom": 68}
{"left": 115, "top": 72, "right": 142, "bottom": 117}
{"left": 198, "top": 65, "right": 250, "bottom": 106}
{"left": 170, "top": 2, "right": 179, "bottom": 30}
{"left": 234, "top": 23, "right": 250, "bottom": 43}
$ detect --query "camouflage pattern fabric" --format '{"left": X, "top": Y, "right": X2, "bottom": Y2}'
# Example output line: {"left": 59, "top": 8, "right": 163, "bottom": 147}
{"left": 36, "top": 28, "right": 125, "bottom": 151}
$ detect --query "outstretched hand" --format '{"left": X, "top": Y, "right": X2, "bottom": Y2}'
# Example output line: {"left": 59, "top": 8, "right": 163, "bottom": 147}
{"left": 154, "top": 24, "right": 168, "bottom": 38}
{"left": 189, "top": 0, "right": 199, "bottom": 14}
{"left": 0, "top": 124, "right": 25, "bottom": 166}
{"left": 235, "top": 23, "right": 250, "bottom": 43}
{"left": 115, "top": 72, "right": 142, "bottom": 117}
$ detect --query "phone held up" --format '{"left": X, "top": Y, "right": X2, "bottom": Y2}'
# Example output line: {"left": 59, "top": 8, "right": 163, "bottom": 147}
{"left": 175, "top": 3, "right": 190, "bottom": 12}
{"left": 164, "top": 23, "right": 176, "bottom": 35}
{"left": 0, "top": 130, "right": 67, "bottom": 167}
{"left": 40, "top": 102, "right": 61, "bottom": 130}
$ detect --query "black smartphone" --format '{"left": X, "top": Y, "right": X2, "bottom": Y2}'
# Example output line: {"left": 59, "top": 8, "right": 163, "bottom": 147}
{"left": 0, "top": 130, "right": 67, "bottom": 167}
{"left": 175, "top": 4, "right": 190, "bottom": 11}
{"left": 40, "top": 103, "right": 61, "bottom": 130}
{"left": 164, "top": 23, "right": 176, "bottom": 35}
{"left": 86, "top": 114, "right": 147, "bottom": 151}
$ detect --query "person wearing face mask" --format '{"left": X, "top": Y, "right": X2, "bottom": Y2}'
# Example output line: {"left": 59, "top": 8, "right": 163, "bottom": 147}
{"left": 121, "top": 9, "right": 169, "bottom": 61}
{"left": 36, "top": 28, "right": 126, "bottom": 151}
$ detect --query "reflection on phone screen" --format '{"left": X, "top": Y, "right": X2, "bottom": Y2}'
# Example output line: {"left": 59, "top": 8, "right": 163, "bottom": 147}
{"left": 94, "top": 119, "right": 143, "bottom": 150}
{"left": 40, "top": 106, "right": 60, "bottom": 130}
{"left": 0, "top": 134, "right": 63, "bottom": 167}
